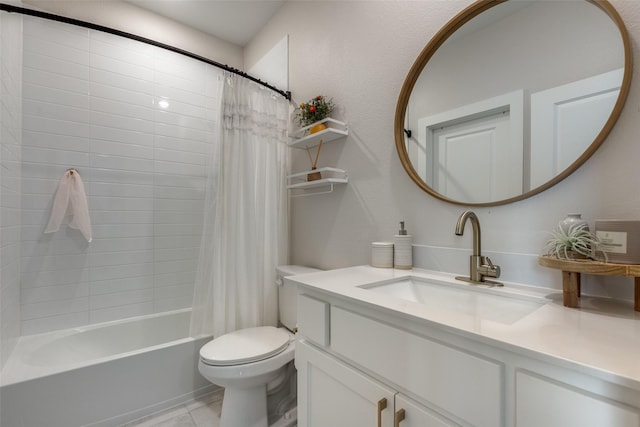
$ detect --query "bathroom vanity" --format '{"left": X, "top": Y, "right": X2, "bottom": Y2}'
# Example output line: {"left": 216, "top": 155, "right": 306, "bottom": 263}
{"left": 289, "top": 266, "right": 640, "bottom": 427}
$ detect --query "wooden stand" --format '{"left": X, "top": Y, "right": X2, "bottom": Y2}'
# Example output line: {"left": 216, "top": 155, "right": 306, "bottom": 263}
{"left": 538, "top": 255, "right": 640, "bottom": 311}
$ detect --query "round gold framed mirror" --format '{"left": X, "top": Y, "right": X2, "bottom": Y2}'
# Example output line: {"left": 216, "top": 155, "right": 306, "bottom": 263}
{"left": 394, "top": 0, "right": 632, "bottom": 206}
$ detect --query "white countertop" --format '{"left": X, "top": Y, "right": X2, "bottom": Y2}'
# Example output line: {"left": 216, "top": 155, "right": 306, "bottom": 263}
{"left": 288, "top": 265, "right": 640, "bottom": 390}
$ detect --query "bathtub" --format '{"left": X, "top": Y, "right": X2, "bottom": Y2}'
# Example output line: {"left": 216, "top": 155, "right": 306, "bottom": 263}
{"left": 0, "top": 309, "right": 215, "bottom": 427}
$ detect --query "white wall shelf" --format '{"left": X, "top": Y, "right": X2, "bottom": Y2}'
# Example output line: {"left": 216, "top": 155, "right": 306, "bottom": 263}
{"left": 289, "top": 118, "right": 348, "bottom": 149}
{"left": 287, "top": 167, "right": 348, "bottom": 196}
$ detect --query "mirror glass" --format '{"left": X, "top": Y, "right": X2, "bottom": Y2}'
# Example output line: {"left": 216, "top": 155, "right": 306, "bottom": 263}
{"left": 396, "top": 0, "right": 631, "bottom": 206}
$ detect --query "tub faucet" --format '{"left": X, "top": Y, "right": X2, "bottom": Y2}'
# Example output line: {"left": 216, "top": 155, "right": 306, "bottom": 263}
{"left": 454, "top": 210, "right": 502, "bottom": 285}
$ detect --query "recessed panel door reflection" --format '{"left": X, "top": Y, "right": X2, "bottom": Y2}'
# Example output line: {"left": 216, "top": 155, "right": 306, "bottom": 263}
{"left": 530, "top": 68, "right": 622, "bottom": 188}
{"left": 432, "top": 112, "right": 520, "bottom": 203}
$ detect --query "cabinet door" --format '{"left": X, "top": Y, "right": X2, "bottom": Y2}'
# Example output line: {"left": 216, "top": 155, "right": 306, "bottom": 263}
{"left": 395, "top": 394, "right": 460, "bottom": 427}
{"left": 516, "top": 371, "right": 640, "bottom": 427}
{"left": 296, "top": 340, "right": 396, "bottom": 427}
{"left": 331, "top": 306, "right": 503, "bottom": 427}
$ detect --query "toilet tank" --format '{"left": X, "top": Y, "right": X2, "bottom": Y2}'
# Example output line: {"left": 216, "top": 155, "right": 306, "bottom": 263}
{"left": 276, "top": 265, "right": 321, "bottom": 331}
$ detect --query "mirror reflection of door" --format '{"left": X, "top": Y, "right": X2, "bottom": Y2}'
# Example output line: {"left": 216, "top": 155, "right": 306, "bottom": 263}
{"left": 530, "top": 68, "right": 623, "bottom": 188}
{"left": 410, "top": 90, "right": 524, "bottom": 203}
{"left": 431, "top": 112, "right": 515, "bottom": 203}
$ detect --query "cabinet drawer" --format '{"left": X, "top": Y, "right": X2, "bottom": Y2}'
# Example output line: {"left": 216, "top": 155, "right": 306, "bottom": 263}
{"left": 516, "top": 370, "right": 640, "bottom": 427}
{"left": 331, "top": 306, "right": 503, "bottom": 427}
{"left": 297, "top": 294, "right": 330, "bottom": 347}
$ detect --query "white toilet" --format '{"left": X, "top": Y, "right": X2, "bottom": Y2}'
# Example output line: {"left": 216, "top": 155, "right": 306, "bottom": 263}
{"left": 198, "top": 265, "right": 320, "bottom": 427}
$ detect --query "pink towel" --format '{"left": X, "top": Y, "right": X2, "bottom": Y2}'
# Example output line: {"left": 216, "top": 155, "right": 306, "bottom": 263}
{"left": 44, "top": 169, "right": 92, "bottom": 242}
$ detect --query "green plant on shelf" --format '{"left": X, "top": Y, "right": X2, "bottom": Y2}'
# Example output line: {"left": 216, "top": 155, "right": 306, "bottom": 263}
{"left": 544, "top": 223, "right": 608, "bottom": 262}
{"left": 295, "top": 95, "right": 335, "bottom": 127}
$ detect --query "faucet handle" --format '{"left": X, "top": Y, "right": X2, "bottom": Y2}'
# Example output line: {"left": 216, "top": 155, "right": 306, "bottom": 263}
{"left": 483, "top": 256, "right": 501, "bottom": 278}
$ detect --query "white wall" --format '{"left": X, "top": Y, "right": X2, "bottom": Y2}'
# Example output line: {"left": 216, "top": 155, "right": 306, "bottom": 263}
{"left": 19, "top": 17, "right": 221, "bottom": 334}
{"left": 246, "top": 0, "right": 640, "bottom": 302}
{"left": 24, "top": 0, "right": 244, "bottom": 70}
{"left": 0, "top": 5, "right": 23, "bottom": 368}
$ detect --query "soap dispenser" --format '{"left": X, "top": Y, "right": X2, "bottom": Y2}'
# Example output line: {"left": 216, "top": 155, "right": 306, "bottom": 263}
{"left": 394, "top": 221, "right": 413, "bottom": 269}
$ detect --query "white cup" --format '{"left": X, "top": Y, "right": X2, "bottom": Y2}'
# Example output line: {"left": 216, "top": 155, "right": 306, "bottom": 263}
{"left": 371, "top": 242, "right": 394, "bottom": 268}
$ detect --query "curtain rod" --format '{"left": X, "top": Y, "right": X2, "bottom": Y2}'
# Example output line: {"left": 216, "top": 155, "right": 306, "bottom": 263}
{"left": 0, "top": 3, "right": 292, "bottom": 101}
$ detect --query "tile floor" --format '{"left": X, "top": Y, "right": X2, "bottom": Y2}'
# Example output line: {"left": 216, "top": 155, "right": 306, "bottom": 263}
{"left": 121, "top": 389, "right": 224, "bottom": 427}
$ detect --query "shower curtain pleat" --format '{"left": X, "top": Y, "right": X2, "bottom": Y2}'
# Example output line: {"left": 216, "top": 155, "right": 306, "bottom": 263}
{"left": 190, "top": 74, "right": 289, "bottom": 338}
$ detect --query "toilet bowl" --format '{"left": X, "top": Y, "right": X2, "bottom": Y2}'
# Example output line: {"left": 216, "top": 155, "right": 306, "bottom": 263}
{"left": 198, "top": 265, "right": 320, "bottom": 427}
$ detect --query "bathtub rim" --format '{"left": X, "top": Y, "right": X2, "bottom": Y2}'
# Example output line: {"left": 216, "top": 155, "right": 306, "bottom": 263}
{"left": 0, "top": 333, "right": 216, "bottom": 427}
{"left": 1, "top": 308, "right": 205, "bottom": 386}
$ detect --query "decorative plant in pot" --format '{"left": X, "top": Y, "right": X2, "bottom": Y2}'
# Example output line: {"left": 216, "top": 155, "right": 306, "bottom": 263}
{"left": 544, "top": 222, "right": 608, "bottom": 262}
{"left": 295, "top": 95, "right": 336, "bottom": 181}
{"left": 296, "top": 95, "right": 335, "bottom": 133}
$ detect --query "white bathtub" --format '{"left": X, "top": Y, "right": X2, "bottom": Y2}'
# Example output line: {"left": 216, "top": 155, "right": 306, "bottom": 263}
{"left": 0, "top": 309, "right": 214, "bottom": 427}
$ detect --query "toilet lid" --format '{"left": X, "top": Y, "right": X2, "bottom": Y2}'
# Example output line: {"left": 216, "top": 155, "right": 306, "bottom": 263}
{"left": 200, "top": 326, "right": 291, "bottom": 366}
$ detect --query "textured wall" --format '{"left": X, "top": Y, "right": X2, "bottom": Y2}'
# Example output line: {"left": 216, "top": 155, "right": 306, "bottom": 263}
{"left": 246, "top": 0, "right": 640, "bottom": 301}
{"left": 19, "top": 17, "right": 221, "bottom": 334}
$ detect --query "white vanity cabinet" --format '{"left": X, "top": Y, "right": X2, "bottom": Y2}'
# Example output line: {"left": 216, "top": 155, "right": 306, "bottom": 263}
{"left": 295, "top": 291, "right": 640, "bottom": 427}
{"left": 329, "top": 306, "right": 502, "bottom": 426}
{"left": 395, "top": 394, "right": 457, "bottom": 427}
{"left": 296, "top": 340, "right": 459, "bottom": 427}
{"left": 515, "top": 370, "right": 640, "bottom": 427}
{"left": 296, "top": 340, "right": 396, "bottom": 427}
{"left": 296, "top": 294, "right": 500, "bottom": 426}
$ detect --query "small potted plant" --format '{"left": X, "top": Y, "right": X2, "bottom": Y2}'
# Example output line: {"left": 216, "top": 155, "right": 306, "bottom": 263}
{"left": 544, "top": 222, "right": 608, "bottom": 261}
{"left": 295, "top": 95, "right": 335, "bottom": 134}
{"left": 295, "top": 95, "right": 336, "bottom": 181}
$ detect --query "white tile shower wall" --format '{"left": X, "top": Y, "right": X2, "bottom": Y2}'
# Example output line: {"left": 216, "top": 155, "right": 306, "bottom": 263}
{"left": 20, "top": 17, "right": 221, "bottom": 334}
{"left": 0, "top": 9, "right": 23, "bottom": 368}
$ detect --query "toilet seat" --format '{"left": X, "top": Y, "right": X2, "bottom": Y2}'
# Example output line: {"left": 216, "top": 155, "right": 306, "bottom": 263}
{"left": 200, "top": 326, "right": 291, "bottom": 366}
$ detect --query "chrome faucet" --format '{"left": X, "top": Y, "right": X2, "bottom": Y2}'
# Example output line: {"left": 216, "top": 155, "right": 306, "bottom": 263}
{"left": 454, "top": 210, "right": 502, "bottom": 285}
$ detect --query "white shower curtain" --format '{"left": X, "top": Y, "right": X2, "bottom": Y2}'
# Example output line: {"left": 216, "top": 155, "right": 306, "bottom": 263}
{"left": 190, "top": 74, "right": 290, "bottom": 338}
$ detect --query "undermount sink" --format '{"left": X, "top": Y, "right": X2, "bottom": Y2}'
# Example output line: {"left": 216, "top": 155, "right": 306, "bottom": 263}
{"left": 359, "top": 275, "right": 544, "bottom": 325}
